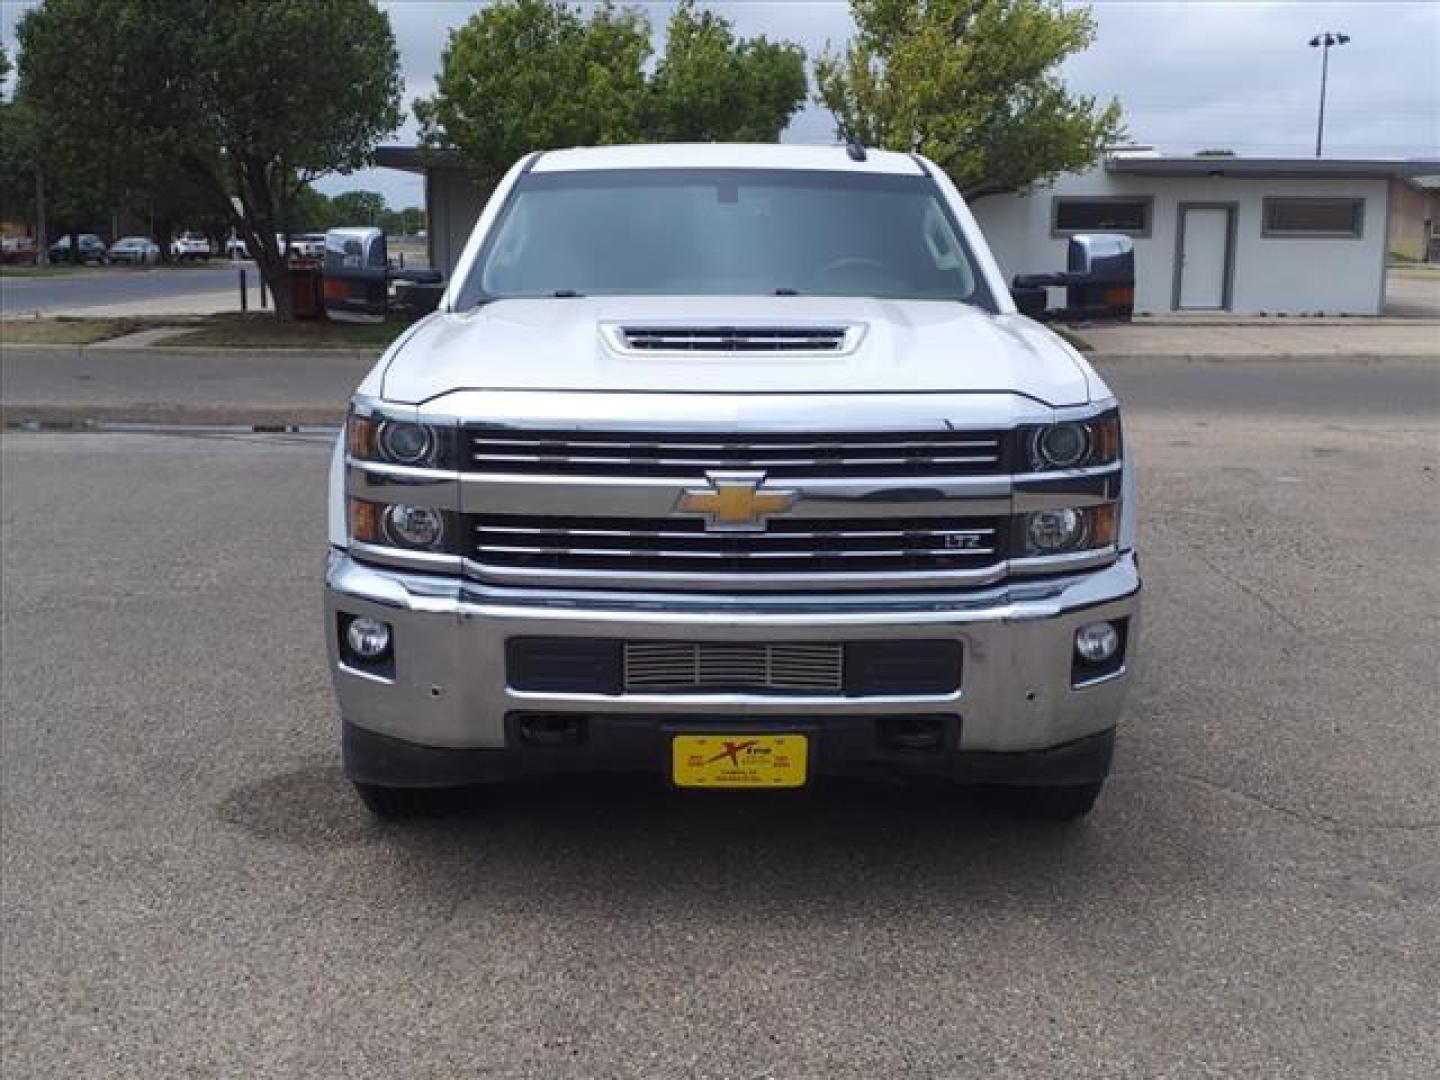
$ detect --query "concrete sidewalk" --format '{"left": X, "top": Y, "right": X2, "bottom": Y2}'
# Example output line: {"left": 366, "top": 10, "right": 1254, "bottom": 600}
{"left": 1075, "top": 320, "right": 1439, "bottom": 361}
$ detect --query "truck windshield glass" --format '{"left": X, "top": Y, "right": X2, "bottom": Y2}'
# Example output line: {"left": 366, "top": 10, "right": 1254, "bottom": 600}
{"left": 462, "top": 168, "right": 992, "bottom": 309}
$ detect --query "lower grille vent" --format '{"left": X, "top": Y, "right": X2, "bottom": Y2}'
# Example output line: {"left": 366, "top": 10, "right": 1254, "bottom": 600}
{"left": 624, "top": 641, "right": 843, "bottom": 692}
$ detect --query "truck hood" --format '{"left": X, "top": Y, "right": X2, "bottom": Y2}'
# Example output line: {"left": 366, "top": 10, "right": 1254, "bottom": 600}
{"left": 380, "top": 296, "right": 1095, "bottom": 407}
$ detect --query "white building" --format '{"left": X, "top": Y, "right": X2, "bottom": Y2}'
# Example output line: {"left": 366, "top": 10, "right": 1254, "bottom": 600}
{"left": 376, "top": 146, "right": 1437, "bottom": 317}
{"left": 971, "top": 152, "right": 1437, "bottom": 316}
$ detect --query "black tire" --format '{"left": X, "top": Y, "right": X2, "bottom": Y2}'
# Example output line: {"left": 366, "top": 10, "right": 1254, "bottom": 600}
{"left": 352, "top": 781, "right": 459, "bottom": 820}
{"left": 983, "top": 782, "right": 1104, "bottom": 821}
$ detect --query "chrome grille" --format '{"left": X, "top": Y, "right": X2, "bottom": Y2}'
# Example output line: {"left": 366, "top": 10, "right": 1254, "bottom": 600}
{"left": 469, "top": 514, "right": 1005, "bottom": 576}
{"left": 620, "top": 326, "right": 848, "bottom": 352}
{"left": 624, "top": 642, "right": 843, "bottom": 692}
{"left": 465, "top": 429, "right": 1007, "bottom": 478}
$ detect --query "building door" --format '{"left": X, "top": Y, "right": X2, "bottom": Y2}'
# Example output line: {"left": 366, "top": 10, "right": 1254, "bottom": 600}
{"left": 1176, "top": 205, "right": 1234, "bottom": 310}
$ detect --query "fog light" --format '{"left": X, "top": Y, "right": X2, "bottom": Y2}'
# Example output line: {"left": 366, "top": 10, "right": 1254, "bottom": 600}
{"left": 346, "top": 616, "right": 391, "bottom": 660}
{"left": 1075, "top": 621, "right": 1119, "bottom": 663}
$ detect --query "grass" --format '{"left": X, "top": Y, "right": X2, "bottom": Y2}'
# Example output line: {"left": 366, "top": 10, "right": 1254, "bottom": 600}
{"left": 0, "top": 264, "right": 84, "bottom": 278}
{"left": 1, "top": 312, "right": 407, "bottom": 349}
{"left": 157, "top": 313, "right": 408, "bottom": 349}
{"left": 0, "top": 316, "right": 155, "bottom": 345}
{"left": 1051, "top": 325, "right": 1094, "bottom": 352}
{"left": 1388, "top": 263, "right": 1440, "bottom": 280}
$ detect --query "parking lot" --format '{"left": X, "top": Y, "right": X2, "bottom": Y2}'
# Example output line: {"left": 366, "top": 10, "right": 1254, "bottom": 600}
{"left": 2, "top": 361, "right": 1437, "bottom": 1077}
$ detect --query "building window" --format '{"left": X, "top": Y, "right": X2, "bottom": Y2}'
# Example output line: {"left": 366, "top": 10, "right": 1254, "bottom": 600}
{"left": 1262, "top": 197, "right": 1364, "bottom": 238}
{"left": 1052, "top": 197, "right": 1152, "bottom": 237}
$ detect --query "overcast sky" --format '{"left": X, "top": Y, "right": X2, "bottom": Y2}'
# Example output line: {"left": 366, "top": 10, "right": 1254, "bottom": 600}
{"left": 3, "top": 0, "right": 1437, "bottom": 208}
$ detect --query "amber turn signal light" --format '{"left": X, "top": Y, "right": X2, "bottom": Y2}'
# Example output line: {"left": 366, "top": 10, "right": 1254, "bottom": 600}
{"left": 1089, "top": 502, "right": 1118, "bottom": 547}
{"left": 348, "top": 498, "right": 380, "bottom": 544}
{"left": 346, "top": 414, "right": 376, "bottom": 459}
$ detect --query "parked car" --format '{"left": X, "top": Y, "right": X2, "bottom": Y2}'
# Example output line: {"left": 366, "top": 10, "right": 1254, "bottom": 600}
{"left": 0, "top": 235, "right": 38, "bottom": 265}
{"left": 109, "top": 236, "right": 162, "bottom": 266}
{"left": 225, "top": 236, "right": 250, "bottom": 259}
{"left": 326, "top": 143, "right": 1140, "bottom": 822}
{"left": 171, "top": 232, "right": 212, "bottom": 261}
{"left": 48, "top": 233, "right": 108, "bottom": 264}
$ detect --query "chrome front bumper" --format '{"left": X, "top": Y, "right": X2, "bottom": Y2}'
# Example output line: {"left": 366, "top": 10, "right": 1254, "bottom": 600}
{"left": 325, "top": 549, "right": 1140, "bottom": 759}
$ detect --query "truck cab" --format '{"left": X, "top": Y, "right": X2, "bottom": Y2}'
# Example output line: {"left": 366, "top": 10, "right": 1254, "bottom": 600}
{"left": 325, "top": 144, "right": 1139, "bottom": 821}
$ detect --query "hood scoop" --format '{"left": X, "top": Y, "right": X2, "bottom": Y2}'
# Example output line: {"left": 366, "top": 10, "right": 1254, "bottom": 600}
{"left": 607, "top": 323, "right": 863, "bottom": 355}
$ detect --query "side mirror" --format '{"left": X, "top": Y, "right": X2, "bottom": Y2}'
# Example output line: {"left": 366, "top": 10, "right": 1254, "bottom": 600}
{"left": 1010, "top": 284, "right": 1050, "bottom": 319}
{"left": 323, "top": 227, "right": 388, "bottom": 323}
{"left": 1011, "top": 233, "right": 1135, "bottom": 324}
{"left": 1063, "top": 234, "right": 1134, "bottom": 322}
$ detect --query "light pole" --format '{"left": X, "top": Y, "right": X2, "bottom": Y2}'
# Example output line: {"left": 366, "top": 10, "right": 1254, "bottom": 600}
{"left": 1309, "top": 31, "right": 1350, "bottom": 158}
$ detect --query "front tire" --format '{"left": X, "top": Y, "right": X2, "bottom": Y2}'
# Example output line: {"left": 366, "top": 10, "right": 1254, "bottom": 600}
{"left": 983, "top": 782, "right": 1104, "bottom": 821}
{"left": 352, "top": 781, "right": 460, "bottom": 819}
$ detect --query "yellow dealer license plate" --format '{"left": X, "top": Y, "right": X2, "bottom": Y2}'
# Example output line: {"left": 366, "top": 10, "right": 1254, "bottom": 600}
{"left": 671, "top": 734, "right": 808, "bottom": 789}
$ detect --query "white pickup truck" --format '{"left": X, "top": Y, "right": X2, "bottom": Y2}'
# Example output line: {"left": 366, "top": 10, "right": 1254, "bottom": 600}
{"left": 170, "top": 232, "right": 212, "bottom": 261}
{"left": 325, "top": 144, "right": 1140, "bottom": 821}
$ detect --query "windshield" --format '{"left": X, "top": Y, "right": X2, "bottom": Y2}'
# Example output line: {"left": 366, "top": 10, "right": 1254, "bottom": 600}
{"left": 461, "top": 168, "right": 992, "bottom": 310}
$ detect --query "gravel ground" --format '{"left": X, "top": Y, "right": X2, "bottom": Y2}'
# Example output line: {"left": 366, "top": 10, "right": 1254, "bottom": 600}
{"left": 2, "top": 362, "right": 1437, "bottom": 1078}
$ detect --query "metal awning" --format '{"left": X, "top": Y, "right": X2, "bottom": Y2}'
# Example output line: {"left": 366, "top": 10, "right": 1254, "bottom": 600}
{"left": 372, "top": 146, "right": 465, "bottom": 174}
{"left": 1105, "top": 156, "right": 1440, "bottom": 179}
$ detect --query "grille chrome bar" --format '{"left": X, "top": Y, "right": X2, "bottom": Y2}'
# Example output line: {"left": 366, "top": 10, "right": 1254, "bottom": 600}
{"left": 476, "top": 546, "right": 996, "bottom": 559}
{"left": 463, "top": 429, "right": 1008, "bottom": 479}
{"left": 470, "top": 514, "right": 1006, "bottom": 578}
{"left": 473, "top": 525, "right": 993, "bottom": 540}
{"left": 624, "top": 641, "right": 844, "bottom": 691}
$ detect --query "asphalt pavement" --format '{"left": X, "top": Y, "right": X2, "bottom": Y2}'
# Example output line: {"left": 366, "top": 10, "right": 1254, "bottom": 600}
{"left": 1, "top": 343, "right": 375, "bottom": 426}
{"left": 3, "top": 343, "right": 1438, "bottom": 429}
{"left": 1, "top": 264, "right": 250, "bottom": 317}
{"left": 2, "top": 363, "right": 1438, "bottom": 1077}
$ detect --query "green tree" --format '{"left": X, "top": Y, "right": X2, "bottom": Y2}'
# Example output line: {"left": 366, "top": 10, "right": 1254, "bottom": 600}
{"left": 332, "top": 190, "right": 389, "bottom": 226}
{"left": 0, "top": 43, "right": 33, "bottom": 228}
{"left": 816, "top": 0, "right": 1124, "bottom": 197}
{"left": 416, "top": 0, "right": 810, "bottom": 188}
{"left": 646, "top": 1, "right": 807, "bottom": 142}
{"left": 17, "top": 0, "right": 402, "bottom": 316}
{"left": 289, "top": 185, "right": 340, "bottom": 232}
{"left": 416, "top": 0, "right": 651, "bottom": 189}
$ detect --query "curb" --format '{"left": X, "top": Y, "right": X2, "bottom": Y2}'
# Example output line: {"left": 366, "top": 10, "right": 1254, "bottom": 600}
{"left": 1088, "top": 352, "right": 1439, "bottom": 364}
{"left": 1, "top": 343, "right": 383, "bottom": 360}
{"left": 2, "top": 403, "right": 345, "bottom": 429}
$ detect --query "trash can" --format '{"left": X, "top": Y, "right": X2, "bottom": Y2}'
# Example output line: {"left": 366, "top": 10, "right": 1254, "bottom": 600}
{"left": 289, "top": 259, "right": 324, "bottom": 320}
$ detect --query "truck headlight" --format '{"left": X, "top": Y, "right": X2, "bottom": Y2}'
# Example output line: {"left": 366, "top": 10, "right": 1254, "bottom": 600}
{"left": 1026, "top": 508, "right": 1085, "bottom": 552}
{"left": 347, "top": 413, "right": 451, "bottom": 468}
{"left": 349, "top": 499, "right": 455, "bottom": 553}
{"left": 378, "top": 422, "right": 434, "bottom": 465}
{"left": 1021, "top": 504, "right": 1117, "bottom": 554}
{"left": 1024, "top": 412, "right": 1120, "bottom": 471}
{"left": 382, "top": 504, "right": 446, "bottom": 548}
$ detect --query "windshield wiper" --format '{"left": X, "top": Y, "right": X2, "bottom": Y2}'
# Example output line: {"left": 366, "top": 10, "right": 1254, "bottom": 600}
{"left": 552, "top": 289, "right": 584, "bottom": 298}
{"left": 774, "top": 287, "right": 800, "bottom": 296}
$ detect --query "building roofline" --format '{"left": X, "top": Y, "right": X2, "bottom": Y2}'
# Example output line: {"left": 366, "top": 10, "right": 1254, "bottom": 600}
{"left": 372, "top": 146, "right": 464, "bottom": 173}
{"left": 1105, "top": 155, "right": 1440, "bottom": 179}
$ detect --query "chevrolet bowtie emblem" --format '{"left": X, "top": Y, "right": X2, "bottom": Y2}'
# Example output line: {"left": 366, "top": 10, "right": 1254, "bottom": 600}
{"left": 677, "top": 472, "right": 798, "bottom": 532}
